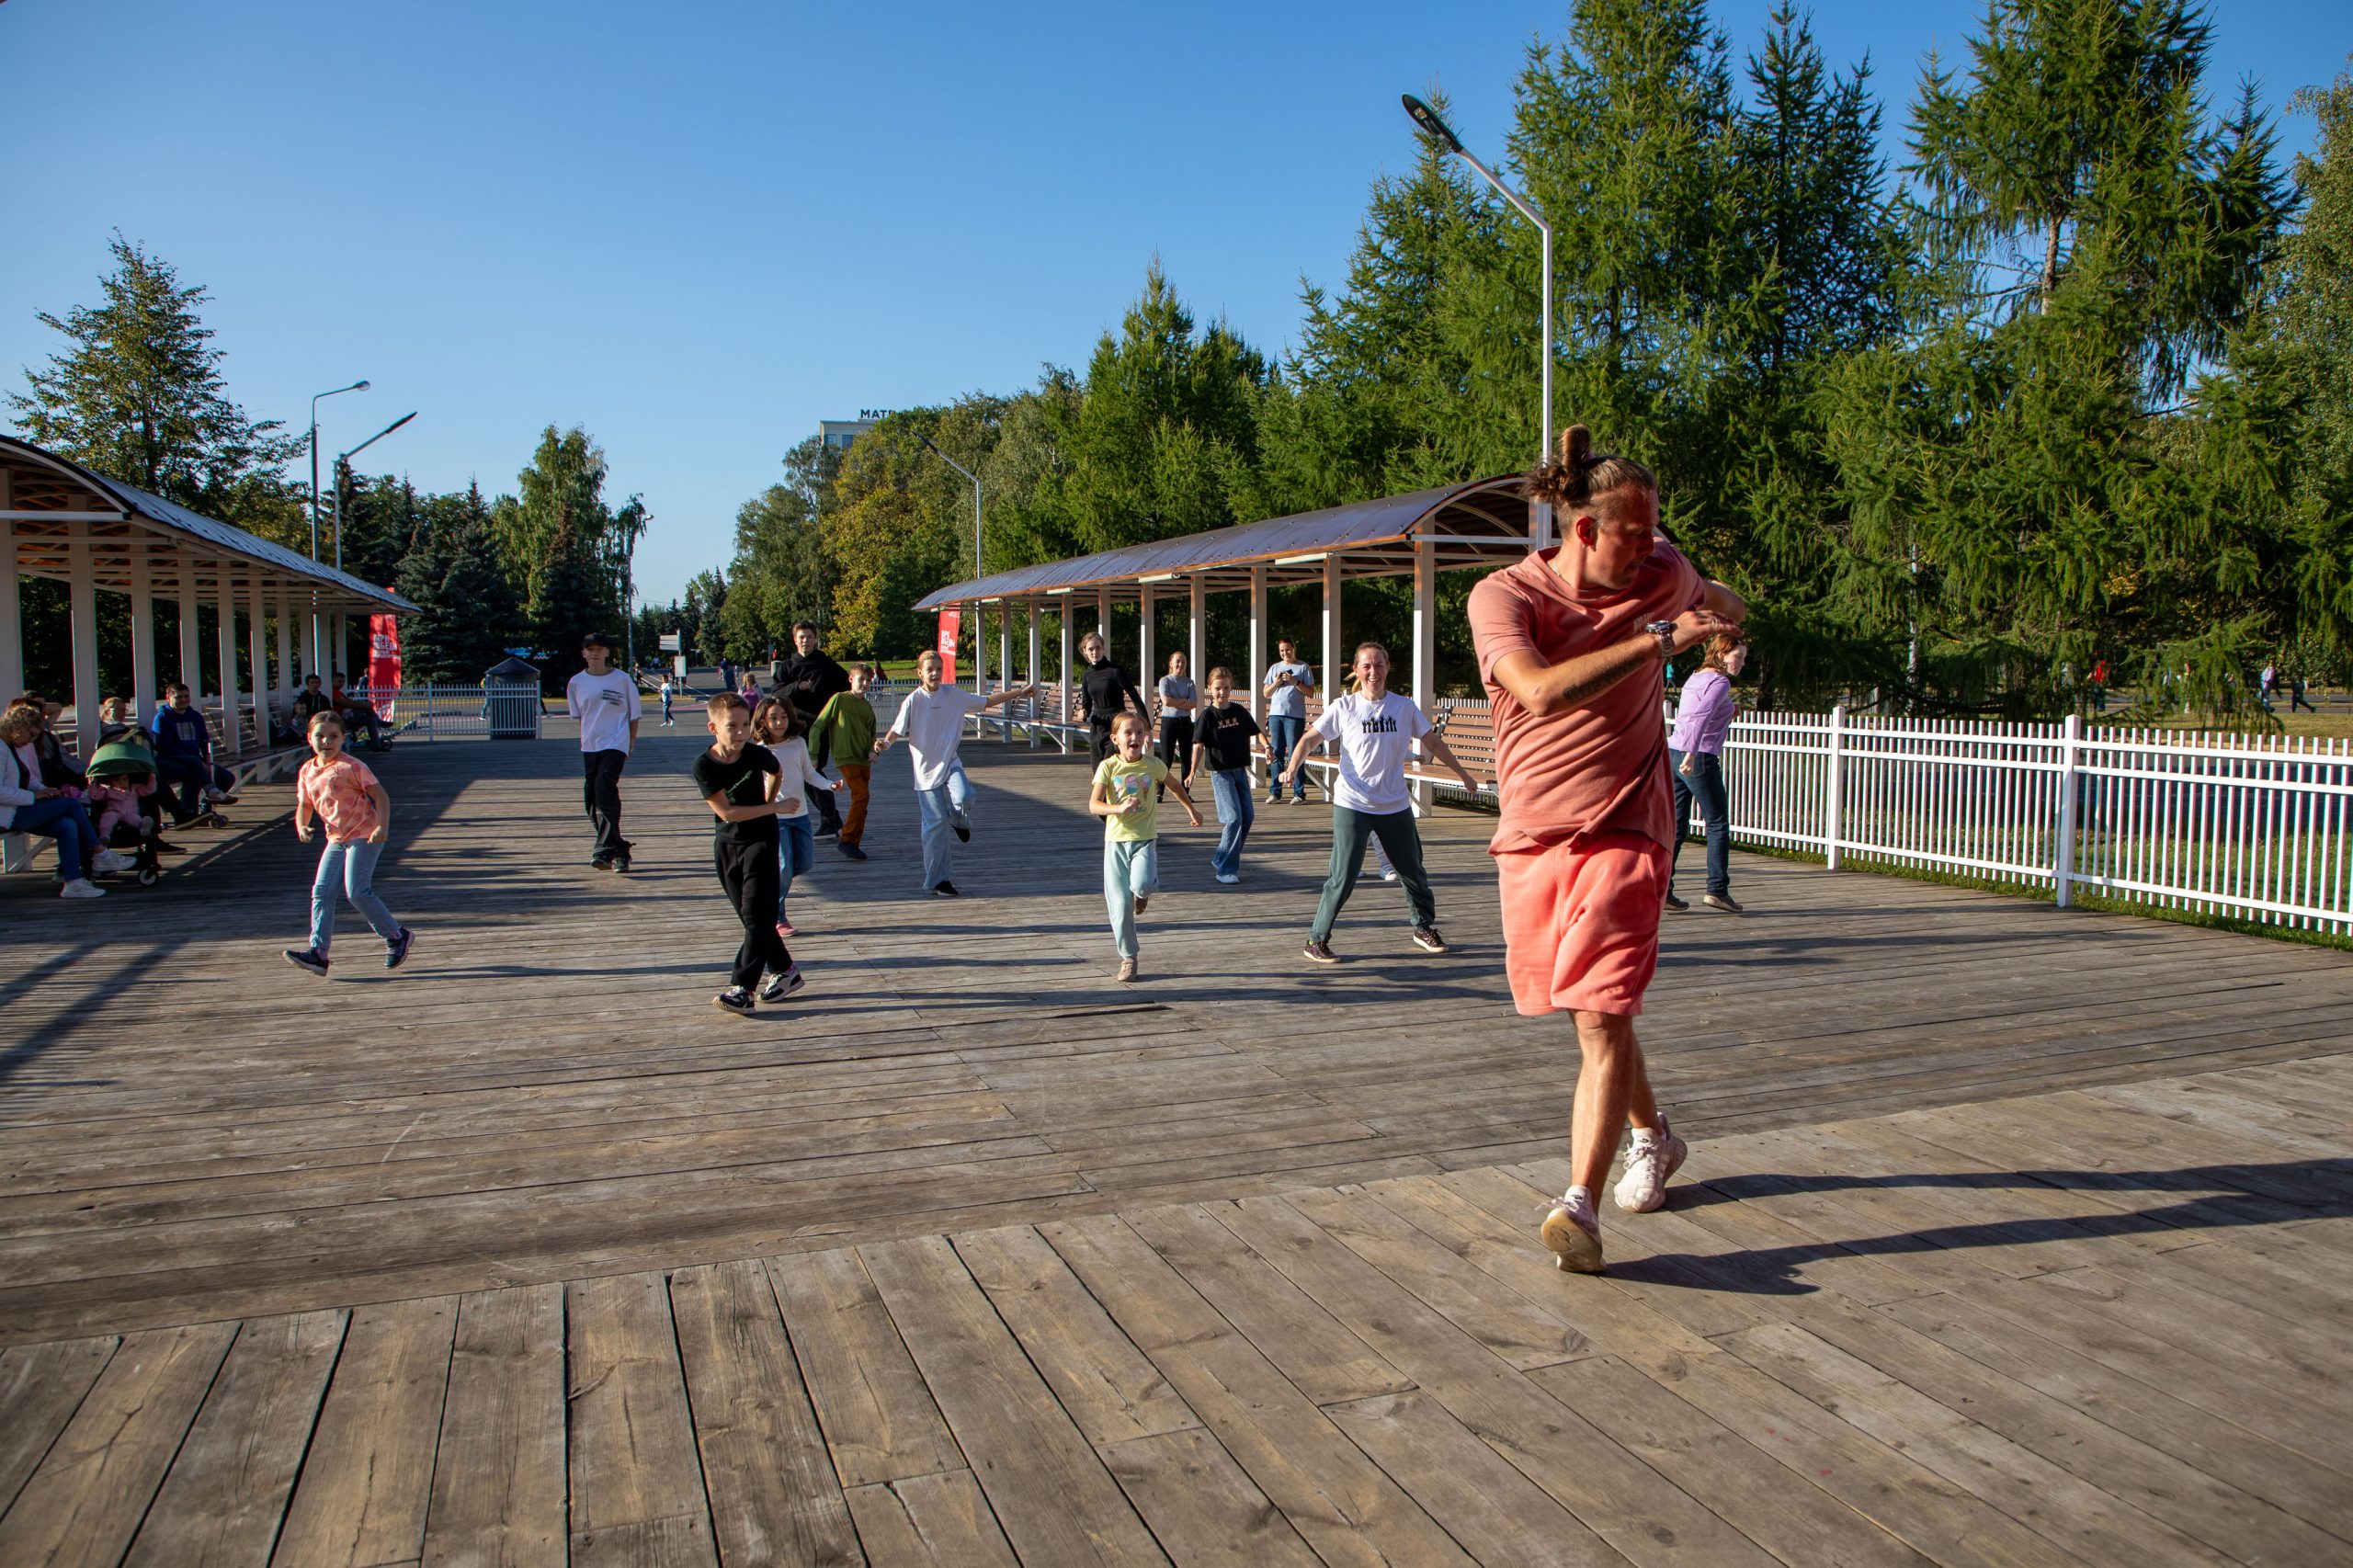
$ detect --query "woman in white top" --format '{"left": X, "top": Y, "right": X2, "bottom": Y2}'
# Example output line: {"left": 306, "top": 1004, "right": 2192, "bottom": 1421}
{"left": 753, "top": 698, "right": 841, "bottom": 937}
{"left": 1279, "top": 643, "right": 1480, "bottom": 964}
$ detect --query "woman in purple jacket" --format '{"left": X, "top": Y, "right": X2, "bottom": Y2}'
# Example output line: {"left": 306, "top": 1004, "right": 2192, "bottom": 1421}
{"left": 1666, "top": 632, "right": 1746, "bottom": 913}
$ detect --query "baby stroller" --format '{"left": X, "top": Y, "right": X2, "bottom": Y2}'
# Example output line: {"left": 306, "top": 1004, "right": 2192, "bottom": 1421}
{"left": 85, "top": 737, "right": 165, "bottom": 887}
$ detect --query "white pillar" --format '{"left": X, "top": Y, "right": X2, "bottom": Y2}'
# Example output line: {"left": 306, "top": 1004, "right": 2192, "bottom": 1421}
{"left": 177, "top": 559, "right": 202, "bottom": 695}
{"left": 247, "top": 575, "right": 269, "bottom": 744}
{"left": 1322, "top": 556, "right": 1342, "bottom": 713}
{"left": 1188, "top": 574, "right": 1206, "bottom": 688}
{"left": 1247, "top": 564, "right": 1268, "bottom": 790}
{"left": 972, "top": 601, "right": 987, "bottom": 695}
{"left": 1411, "top": 536, "right": 1437, "bottom": 807}
{"left": 999, "top": 606, "right": 1013, "bottom": 688}
{"left": 1027, "top": 602, "right": 1042, "bottom": 749}
{"left": 128, "top": 546, "right": 157, "bottom": 720}
{"left": 0, "top": 514, "right": 21, "bottom": 705}
{"left": 301, "top": 596, "right": 322, "bottom": 687}
{"left": 217, "top": 569, "right": 243, "bottom": 756}
{"left": 1057, "top": 605, "right": 1074, "bottom": 754}
{"left": 67, "top": 540, "right": 102, "bottom": 767}
{"left": 1138, "top": 585, "right": 1155, "bottom": 703}
{"left": 1096, "top": 585, "right": 1110, "bottom": 645}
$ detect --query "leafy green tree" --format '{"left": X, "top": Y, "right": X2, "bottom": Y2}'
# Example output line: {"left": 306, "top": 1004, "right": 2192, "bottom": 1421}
{"left": 8, "top": 235, "right": 305, "bottom": 547}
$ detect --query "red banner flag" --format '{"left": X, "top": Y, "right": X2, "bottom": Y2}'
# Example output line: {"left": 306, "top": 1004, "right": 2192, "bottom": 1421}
{"left": 935, "top": 609, "right": 959, "bottom": 686}
{"left": 368, "top": 615, "right": 403, "bottom": 708}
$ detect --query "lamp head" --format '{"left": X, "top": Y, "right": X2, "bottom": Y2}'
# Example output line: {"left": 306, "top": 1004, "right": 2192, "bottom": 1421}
{"left": 1401, "top": 94, "right": 1464, "bottom": 155}
{"left": 354, "top": 380, "right": 371, "bottom": 392}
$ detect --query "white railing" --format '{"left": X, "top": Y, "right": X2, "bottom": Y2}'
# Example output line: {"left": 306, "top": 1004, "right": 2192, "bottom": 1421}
{"left": 1719, "top": 707, "right": 2353, "bottom": 937}
{"left": 355, "top": 685, "right": 544, "bottom": 741}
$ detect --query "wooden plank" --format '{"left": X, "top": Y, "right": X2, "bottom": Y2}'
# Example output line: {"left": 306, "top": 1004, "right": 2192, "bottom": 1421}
{"left": 0, "top": 1324, "right": 236, "bottom": 1568}
{"left": 420, "top": 1284, "right": 566, "bottom": 1568}
{"left": 840, "top": 1472, "right": 1017, "bottom": 1568}
{"left": 766, "top": 1249, "right": 964, "bottom": 1488}
{"left": 563, "top": 1272, "right": 714, "bottom": 1564}
{"left": 855, "top": 1233, "right": 1167, "bottom": 1566}
{"left": 668, "top": 1259, "right": 863, "bottom": 1568}
{"left": 1096, "top": 1427, "right": 1323, "bottom": 1567}
{"left": 1040, "top": 1214, "right": 1474, "bottom": 1568}
{"left": 1207, "top": 1194, "right": 1778, "bottom": 1567}
{"left": 273, "top": 1296, "right": 459, "bottom": 1568}
{"left": 1320, "top": 1391, "right": 1622, "bottom": 1566}
{"left": 949, "top": 1224, "right": 1199, "bottom": 1445}
{"left": 123, "top": 1310, "right": 346, "bottom": 1568}
{"left": 0, "top": 1335, "right": 117, "bottom": 1514}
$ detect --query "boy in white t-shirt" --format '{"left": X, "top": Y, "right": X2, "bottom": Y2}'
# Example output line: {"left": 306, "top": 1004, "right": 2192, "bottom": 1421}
{"left": 1280, "top": 642, "right": 1480, "bottom": 963}
{"left": 565, "top": 633, "right": 642, "bottom": 870}
{"left": 871, "top": 651, "right": 1035, "bottom": 896}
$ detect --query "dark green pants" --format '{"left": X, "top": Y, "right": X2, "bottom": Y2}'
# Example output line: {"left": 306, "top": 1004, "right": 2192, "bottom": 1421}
{"left": 1311, "top": 806, "right": 1436, "bottom": 941}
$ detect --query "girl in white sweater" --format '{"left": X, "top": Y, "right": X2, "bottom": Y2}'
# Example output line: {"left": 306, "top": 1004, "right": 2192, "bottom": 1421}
{"left": 753, "top": 698, "right": 841, "bottom": 938}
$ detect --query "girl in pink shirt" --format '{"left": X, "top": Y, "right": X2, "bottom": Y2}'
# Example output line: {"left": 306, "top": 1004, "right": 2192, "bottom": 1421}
{"left": 283, "top": 711, "right": 414, "bottom": 977}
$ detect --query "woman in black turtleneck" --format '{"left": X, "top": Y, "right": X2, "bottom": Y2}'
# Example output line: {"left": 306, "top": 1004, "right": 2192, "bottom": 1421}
{"left": 1068, "top": 631, "right": 1145, "bottom": 763}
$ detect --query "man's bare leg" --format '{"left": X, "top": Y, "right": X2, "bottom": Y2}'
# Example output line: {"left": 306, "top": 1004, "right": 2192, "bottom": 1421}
{"left": 1570, "top": 1008, "right": 1657, "bottom": 1195}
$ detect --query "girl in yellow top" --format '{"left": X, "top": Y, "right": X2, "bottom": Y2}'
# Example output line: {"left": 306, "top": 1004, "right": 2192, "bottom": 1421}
{"left": 1089, "top": 712, "right": 1201, "bottom": 983}
{"left": 284, "top": 711, "right": 414, "bottom": 977}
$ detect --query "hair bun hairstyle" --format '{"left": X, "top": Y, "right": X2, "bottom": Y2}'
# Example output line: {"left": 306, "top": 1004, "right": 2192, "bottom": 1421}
{"left": 1521, "top": 422, "right": 1656, "bottom": 512}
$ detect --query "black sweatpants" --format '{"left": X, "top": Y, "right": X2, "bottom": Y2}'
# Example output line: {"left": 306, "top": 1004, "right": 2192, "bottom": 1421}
{"left": 714, "top": 835, "right": 792, "bottom": 990}
{"left": 1156, "top": 715, "right": 1194, "bottom": 798}
{"left": 584, "top": 749, "right": 629, "bottom": 861}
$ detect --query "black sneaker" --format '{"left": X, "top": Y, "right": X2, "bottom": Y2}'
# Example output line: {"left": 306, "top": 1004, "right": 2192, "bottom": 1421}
{"left": 838, "top": 841, "right": 868, "bottom": 860}
{"left": 932, "top": 881, "right": 961, "bottom": 897}
{"left": 385, "top": 927, "right": 415, "bottom": 971}
{"left": 1303, "top": 939, "right": 1339, "bottom": 965}
{"left": 1410, "top": 926, "right": 1447, "bottom": 953}
{"left": 1664, "top": 892, "right": 1689, "bottom": 912}
{"left": 813, "top": 828, "right": 839, "bottom": 843}
{"left": 952, "top": 812, "right": 971, "bottom": 843}
{"left": 283, "top": 947, "right": 330, "bottom": 977}
{"left": 759, "top": 969, "right": 806, "bottom": 1004}
{"left": 611, "top": 857, "right": 631, "bottom": 874}
{"left": 713, "top": 986, "right": 756, "bottom": 1015}
{"left": 590, "top": 856, "right": 614, "bottom": 872}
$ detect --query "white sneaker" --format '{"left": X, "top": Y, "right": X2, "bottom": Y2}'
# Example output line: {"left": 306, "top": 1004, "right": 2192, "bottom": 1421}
{"left": 1613, "top": 1119, "right": 1689, "bottom": 1213}
{"left": 92, "top": 848, "right": 135, "bottom": 875}
{"left": 1380, "top": 867, "right": 1400, "bottom": 881}
{"left": 60, "top": 879, "right": 107, "bottom": 900}
{"left": 1215, "top": 872, "right": 1240, "bottom": 884}
{"left": 1540, "top": 1189, "right": 1604, "bottom": 1274}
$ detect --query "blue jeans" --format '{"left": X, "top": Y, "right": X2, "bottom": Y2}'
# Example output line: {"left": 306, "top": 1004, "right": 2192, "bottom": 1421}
{"left": 310, "top": 837, "right": 401, "bottom": 954}
{"left": 1266, "top": 715, "right": 1305, "bottom": 800}
{"left": 777, "top": 813, "right": 815, "bottom": 911}
{"left": 1669, "top": 748, "right": 1731, "bottom": 897}
{"left": 156, "top": 753, "right": 233, "bottom": 820}
{"left": 14, "top": 796, "right": 100, "bottom": 881}
{"left": 1209, "top": 769, "right": 1254, "bottom": 878}
{"left": 914, "top": 761, "right": 972, "bottom": 889}
{"left": 1103, "top": 838, "right": 1159, "bottom": 958}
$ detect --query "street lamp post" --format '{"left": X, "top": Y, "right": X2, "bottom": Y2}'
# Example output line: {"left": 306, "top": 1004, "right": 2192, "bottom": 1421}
{"left": 309, "top": 381, "right": 369, "bottom": 562}
{"left": 333, "top": 413, "right": 418, "bottom": 573}
{"left": 1401, "top": 94, "right": 1555, "bottom": 548}
{"left": 918, "top": 434, "right": 984, "bottom": 687}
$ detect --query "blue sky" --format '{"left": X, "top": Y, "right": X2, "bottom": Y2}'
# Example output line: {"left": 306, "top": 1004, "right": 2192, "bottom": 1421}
{"left": 6, "top": 1, "right": 2346, "bottom": 604}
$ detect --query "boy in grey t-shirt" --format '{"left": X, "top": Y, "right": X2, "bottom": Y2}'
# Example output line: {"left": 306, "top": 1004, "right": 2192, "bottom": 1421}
{"left": 1261, "top": 640, "right": 1316, "bottom": 803}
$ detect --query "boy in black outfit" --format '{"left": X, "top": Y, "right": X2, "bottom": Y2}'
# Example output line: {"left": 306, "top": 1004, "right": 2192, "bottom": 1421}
{"left": 692, "top": 691, "right": 805, "bottom": 1014}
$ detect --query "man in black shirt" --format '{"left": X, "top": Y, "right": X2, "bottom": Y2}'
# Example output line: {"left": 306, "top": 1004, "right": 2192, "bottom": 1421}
{"left": 776, "top": 621, "right": 852, "bottom": 837}
{"left": 1067, "top": 631, "right": 1145, "bottom": 763}
{"left": 691, "top": 691, "right": 802, "bottom": 1014}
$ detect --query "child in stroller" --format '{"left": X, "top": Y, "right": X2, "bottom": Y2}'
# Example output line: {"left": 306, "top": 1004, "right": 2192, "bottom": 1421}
{"left": 85, "top": 733, "right": 165, "bottom": 885}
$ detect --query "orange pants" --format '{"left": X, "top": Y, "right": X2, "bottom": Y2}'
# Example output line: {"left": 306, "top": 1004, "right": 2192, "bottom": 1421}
{"left": 837, "top": 764, "right": 871, "bottom": 846}
{"left": 1495, "top": 831, "right": 1668, "bottom": 1017}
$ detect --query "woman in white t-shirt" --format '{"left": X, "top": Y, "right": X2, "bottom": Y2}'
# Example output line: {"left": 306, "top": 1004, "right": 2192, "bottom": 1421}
{"left": 1279, "top": 642, "right": 1480, "bottom": 964}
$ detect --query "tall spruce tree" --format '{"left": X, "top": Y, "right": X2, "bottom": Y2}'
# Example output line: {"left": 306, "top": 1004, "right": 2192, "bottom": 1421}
{"left": 396, "top": 484, "right": 521, "bottom": 682}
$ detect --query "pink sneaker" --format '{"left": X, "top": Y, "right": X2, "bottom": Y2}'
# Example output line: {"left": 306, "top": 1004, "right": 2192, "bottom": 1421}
{"left": 777, "top": 920, "right": 798, "bottom": 939}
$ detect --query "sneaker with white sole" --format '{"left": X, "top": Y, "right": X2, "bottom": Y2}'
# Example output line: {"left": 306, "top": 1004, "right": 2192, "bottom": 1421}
{"left": 59, "top": 878, "right": 106, "bottom": 900}
{"left": 1116, "top": 957, "right": 1138, "bottom": 983}
{"left": 1540, "top": 1189, "right": 1606, "bottom": 1274}
{"left": 283, "top": 946, "right": 330, "bottom": 976}
{"left": 713, "top": 986, "right": 756, "bottom": 1015}
{"left": 92, "top": 848, "right": 136, "bottom": 876}
{"left": 1410, "top": 926, "right": 1447, "bottom": 953}
{"left": 1613, "top": 1119, "right": 1689, "bottom": 1213}
{"left": 759, "top": 969, "right": 806, "bottom": 1004}
{"left": 1214, "top": 871, "right": 1240, "bottom": 884}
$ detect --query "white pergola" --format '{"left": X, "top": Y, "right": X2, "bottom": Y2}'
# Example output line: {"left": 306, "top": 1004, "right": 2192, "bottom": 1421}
{"left": 915, "top": 476, "right": 1535, "bottom": 728}
{"left": 0, "top": 436, "right": 415, "bottom": 756}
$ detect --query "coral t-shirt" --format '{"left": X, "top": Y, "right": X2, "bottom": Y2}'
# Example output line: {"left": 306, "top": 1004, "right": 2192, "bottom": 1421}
{"left": 297, "top": 753, "right": 382, "bottom": 843}
{"left": 1467, "top": 541, "right": 1705, "bottom": 854}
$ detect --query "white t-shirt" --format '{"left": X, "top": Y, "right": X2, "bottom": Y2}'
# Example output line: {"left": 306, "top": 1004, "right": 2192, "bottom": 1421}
{"left": 1309, "top": 691, "right": 1433, "bottom": 815}
{"left": 567, "top": 669, "right": 642, "bottom": 754}
{"left": 1264, "top": 660, "right": 1315, "bottom": 719}
{"left": 763, "top": 736, "right": 834, "bottom": 819}
{"left": 888, "top": 686, "right": 986, "bottom": 790}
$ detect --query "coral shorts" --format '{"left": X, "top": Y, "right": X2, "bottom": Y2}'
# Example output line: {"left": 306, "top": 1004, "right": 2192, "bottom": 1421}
{"left": 1494, "top": 831, "right": 1669, "bottom": 1017}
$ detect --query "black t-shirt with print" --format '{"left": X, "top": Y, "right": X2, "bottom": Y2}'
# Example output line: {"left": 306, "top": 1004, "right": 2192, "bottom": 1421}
{"left": 692, "top": 745, "right": 780, "bottom": 845}
{"left": 1194, "top": 701, "right": 1261, "bottom": 772}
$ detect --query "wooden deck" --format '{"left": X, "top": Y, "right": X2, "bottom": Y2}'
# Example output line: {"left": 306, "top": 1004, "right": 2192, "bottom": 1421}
{"left": 3, "top": 730, "right": 2349, "bottom": 1564}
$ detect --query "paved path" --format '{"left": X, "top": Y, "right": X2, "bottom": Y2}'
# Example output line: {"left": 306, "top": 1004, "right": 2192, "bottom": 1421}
{"left": 2, "top": 731, "right": 2348, "bottom": 1563}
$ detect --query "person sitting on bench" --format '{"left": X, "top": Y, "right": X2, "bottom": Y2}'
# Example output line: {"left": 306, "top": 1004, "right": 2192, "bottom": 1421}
{"left": 151, "top": 684, "right": 239, "bottom": 824}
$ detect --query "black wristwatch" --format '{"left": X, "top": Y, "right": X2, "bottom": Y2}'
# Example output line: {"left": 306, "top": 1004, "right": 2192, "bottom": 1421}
{"left": 1644, "top": 619, "right": 1678, "bottom": 660}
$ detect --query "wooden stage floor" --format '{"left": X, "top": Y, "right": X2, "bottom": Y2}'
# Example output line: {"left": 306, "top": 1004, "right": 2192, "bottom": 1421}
{"left": 3, "top": 730, "right": 2349, "bottom": 1564}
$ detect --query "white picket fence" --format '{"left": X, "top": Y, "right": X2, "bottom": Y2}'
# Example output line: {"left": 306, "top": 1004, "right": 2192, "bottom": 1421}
{"left": 1723, "top": 708, "right": 2353, "bottom": 937}
{"left": 358, "top": 685, "right": 543, "bottom": 741}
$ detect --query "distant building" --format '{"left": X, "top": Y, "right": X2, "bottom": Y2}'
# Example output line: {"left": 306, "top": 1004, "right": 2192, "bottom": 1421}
{"left": 818, "top": 410, "right": 891, "bottom": 452}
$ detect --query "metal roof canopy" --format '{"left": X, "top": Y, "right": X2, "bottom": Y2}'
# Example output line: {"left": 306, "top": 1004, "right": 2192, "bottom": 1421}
{"left": 914, "top": 475, "right": 1534, "bottom": 610}
{"left": 0, "top": 436, "right": 415, "bottom": 613}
